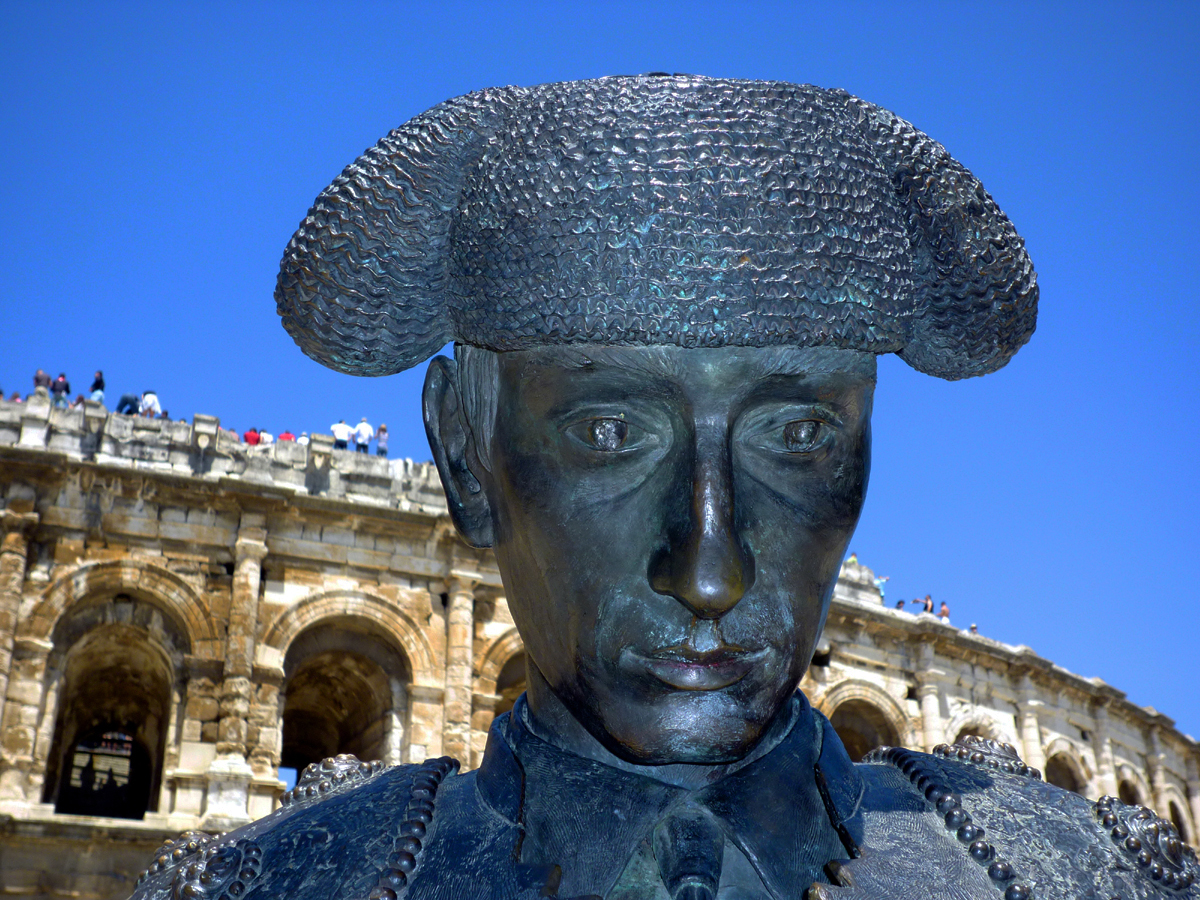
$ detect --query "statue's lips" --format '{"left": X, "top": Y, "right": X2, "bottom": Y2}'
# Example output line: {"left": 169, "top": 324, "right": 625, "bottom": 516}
{"left": 634, "top": 644, "right": 768, "bottom": 691}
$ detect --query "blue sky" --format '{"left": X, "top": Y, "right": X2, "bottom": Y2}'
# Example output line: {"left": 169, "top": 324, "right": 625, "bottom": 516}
{"left": 3, "top": 2, "right": 1197, "bottom": 738}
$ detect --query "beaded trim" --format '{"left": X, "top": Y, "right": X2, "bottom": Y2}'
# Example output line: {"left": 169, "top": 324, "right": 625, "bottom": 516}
{"left": 932, "top": 736, "right": 1042, "bottom": 781}
{"left": 865, "top": 746, "right": 1035, "bottom": 900}
{"left": 136, "top": 831, "right": 218, "bottom": 886}
{"left": 1095, "top": 795, "right": 1198, "bottom": 892}
{"left": 364, "top": 756, "right": 458, "bottom": 900}
{"left": 279, "top": 754, "right": 386, "bottom": 807}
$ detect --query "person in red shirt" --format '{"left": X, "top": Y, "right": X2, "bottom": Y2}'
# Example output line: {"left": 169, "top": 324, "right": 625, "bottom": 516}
{"left": 243, "top": 428, "right": 260, "bottom": 445}
{"left": 278, "top": 430, "right": 296, "bottom": 441}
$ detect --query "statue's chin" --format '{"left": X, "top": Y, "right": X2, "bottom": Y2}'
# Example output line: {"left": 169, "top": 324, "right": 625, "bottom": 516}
{"left": 580, "top": 693, "right": 775, "bottom": 768}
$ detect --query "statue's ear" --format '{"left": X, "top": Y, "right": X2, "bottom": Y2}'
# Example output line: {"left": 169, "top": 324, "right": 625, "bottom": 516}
{"left": 422, "top": 356, "right": 495, "bottom": 548}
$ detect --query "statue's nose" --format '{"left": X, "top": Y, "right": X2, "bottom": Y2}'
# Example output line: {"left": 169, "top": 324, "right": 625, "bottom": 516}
{"left": 649, "top": 439, "right": 754, "bottom": 618}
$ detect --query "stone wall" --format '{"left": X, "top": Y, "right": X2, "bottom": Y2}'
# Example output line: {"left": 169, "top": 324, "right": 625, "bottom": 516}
{"left": 0, "top": 396, "right": 1197, "bottom": 899}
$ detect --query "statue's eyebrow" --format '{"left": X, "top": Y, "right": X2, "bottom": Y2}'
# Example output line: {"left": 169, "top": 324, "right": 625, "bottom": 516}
{"left": 518, "top": 347, "right": 679, "bottom": 380}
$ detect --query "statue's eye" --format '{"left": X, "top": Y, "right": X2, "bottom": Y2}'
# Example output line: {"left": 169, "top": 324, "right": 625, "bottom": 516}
{"left": 782, "top": 420, "right": 822, "bottom": 452}
{"left": 586, "top": 418, "right": 629, "bottom": 452}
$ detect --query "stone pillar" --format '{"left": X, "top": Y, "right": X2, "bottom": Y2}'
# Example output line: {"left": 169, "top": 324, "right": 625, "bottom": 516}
{"left": 442, "top": 575, "right": 477, "bottom": 764}
{"left": 914, "top": 645, "right": 945, "bottom": 752}
{"left": 0, "top": 638, "right": 51, "bottom": 801}
{"left": 384, "top": 677, "right": 408, "bottom": 766}
{"left": 246, "top": 665, "right": 284, "bottom": 778}
{"left": 215, "top": 528, "right": 267, "bottom": 759}
{"left": 1185, "top": 757, "right": 1200, "bottom": 842}
{"left": 1015, "top": 676, "right": 1046, "bottom": 773}
{"left": 1147, "top": 725, "right": 1167, "bottom": 816}
{"left": 206, "top": 521, "right": 267, "bottom": 830}
{"left": 0, "top": 509, "right": 38, "bottom": 731}
{"left": 1091, "top": 700, "right": 1119, "bottom": 798}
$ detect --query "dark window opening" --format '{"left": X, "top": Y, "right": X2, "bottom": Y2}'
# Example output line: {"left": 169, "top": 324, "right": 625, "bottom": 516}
{"left": 56, "top": 726, "right": 152, "bottom": 819}
{"left": 1118, "top": 780, "right": 1143, "bottom": 807}
{"left": 1043, "top": 753, "right": 1086, "bottom": 795}
{"left": 1169, "top": 802, "right": 1191, "bottom": 843}
{"left": 282, "top": 621, "right": 410, "bottom": 774}
{"left": 829, "top": 699, "right": 900, "bottom": 762}
{"left": 493, "top": 653, "right": 528, "bottom": 719}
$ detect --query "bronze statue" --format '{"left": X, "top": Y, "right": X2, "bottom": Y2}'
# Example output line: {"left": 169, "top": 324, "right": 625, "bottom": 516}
{"left": 130, "top": 76, "right": 1196, "bottom": 900}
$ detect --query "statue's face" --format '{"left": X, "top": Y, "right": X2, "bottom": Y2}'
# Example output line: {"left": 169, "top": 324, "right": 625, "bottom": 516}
{"left": 471, "top": 344, "right": 874, "bottom": 764}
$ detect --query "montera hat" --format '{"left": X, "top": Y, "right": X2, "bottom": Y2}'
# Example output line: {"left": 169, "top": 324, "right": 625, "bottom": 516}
{"left": 277, "top": 75, "right": 1036, "bottom": 380}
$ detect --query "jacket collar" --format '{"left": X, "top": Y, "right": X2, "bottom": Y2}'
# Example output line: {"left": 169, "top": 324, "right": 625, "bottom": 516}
{"left": 475, "top": 693, "right": 863, "bottom": 899}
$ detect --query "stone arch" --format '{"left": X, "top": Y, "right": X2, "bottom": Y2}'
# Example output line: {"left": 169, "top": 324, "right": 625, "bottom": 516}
{"left": 1164, "top": 792, "right": 1193, "bottom": 843}
{"left": 944, "top": 709, "right": 1016, "bottom": 747}
{"left": 22, "top": 560, "right": 219, "bottom": 657}
{"left": 1115, "top": 764, "right": 1150, "bottom": 807}
{"left": 1041, "top": 740, "right": 1089, "bottom": 796}
{"left": 816, "top": 680, "right": 910, "bottom": 760}
{"left": 41, "top": 623, "right": 174, "bottom": 819}
{"left": 262, "top": 589, "right": 438, "bottom": 686}
{"left": 475, "top": 628, "right": 525, "bottom": 697}
{"left": 280, "top": 618, "right": 412, "bottom": 771}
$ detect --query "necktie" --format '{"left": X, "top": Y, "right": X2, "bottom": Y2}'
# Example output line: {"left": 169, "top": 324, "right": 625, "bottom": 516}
{"left": 653, "top": 805, "right": 725, "bottom": 900}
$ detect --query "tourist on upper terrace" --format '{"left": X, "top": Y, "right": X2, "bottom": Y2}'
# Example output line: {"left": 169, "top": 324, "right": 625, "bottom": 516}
{"left": 259, "top": 429, "right": 275, "bottom": 445}
{"left": 50, "top": 373, "right": 70, "bottom": 407}
{"left": 353, "top": 417, "right": 374, "bottom": 452}
{"left": 139, "top": 390, "right": 161, "bottom": 417}
{"left": 115, "top": 393, "right": 139, "bottom": 415}
{"left": 375, "top": 423, "right": 388, "bottom": 457}
{"left": 912, "top": 594, "right": 934, "bottom": 614}
{"left": 939, "top": 600, "right": 951, "bottom": 624}
{"left": 243, "top": 427, "right": 260, "bottom": 446}
{"left": 330, "top": 419, "right": 353, "bottom": 450}
{"left": 278, "top": 429, "right": 296, "bottom": 441}
{"left": 33, "top": 369, "right": 51, "bottom": 391}
{"left": 89, "top": 371, "right": 105, "bottom": 403}
{"left": 873, "top": 574, "right": 890, "bottom": 598}
{"left": 296, "top": 431, "right": 309, "bottom": 445}
{"left": 7, "top": 392, "right": 21, "bottom": 403}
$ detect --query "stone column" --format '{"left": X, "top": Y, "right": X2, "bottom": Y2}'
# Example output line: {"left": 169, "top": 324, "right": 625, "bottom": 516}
{"left": 246, "top": 665, "right": 284, "bottom": 778}
{"left": 216, "top": 528, "right": 268, "bottom": 759}
{"left": 1015, "top": 675, "right": 1046, "bottom": 773}
{"left": 1185, "top": 757, "right": 1200, "bottom": 842}
{"left": 384, "top": 677, "right": 408, "bottom": 766}
{"left": 0, "top": 509, "right": 38, "bottom": 731}
{"left": 442, "top": 575, "right": 477, "bottom": 764}
{"left": 1090, "top": 700, "right": 1119, "bottom": 797}
{"left": 205, "top": 521, "right": 267, "bottom": 830}
{"left": 914, "top": 645, "right": 945, "bottom": 752}
{"left": 1147, "top": 725, "right": 1167, "bottom": 816}
{"left": 0, "top": 638, "right": 51, "bottom": 801}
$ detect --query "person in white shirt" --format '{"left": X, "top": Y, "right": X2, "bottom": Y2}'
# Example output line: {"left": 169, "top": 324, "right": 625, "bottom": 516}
{"left": 353, "top": 417, "right": 374, "bottom": 453}
{"left": 259, "top": 430, "right": 275, "bottom": 445}
{"left": 139, "top": 390, "right": 162, "bottom": 417}
{"left": 330, "top": 420, "right": 354, "bottom": 450}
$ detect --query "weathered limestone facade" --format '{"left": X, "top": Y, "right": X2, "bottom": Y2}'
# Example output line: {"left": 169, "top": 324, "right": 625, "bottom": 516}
{"left": 0, "top": 394, "right": 1196, "bottom": 899}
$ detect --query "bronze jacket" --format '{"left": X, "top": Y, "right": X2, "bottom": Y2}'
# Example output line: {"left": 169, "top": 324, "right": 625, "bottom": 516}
{"left": 129, "top": 695, "right": 1198, "bottom": 900}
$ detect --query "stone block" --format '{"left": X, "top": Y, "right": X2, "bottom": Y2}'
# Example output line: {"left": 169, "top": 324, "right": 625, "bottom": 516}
{"left": 186, "top": 696, "right": 220, "bottom": 721}
{"left": 201, "top": 721, "right": 219, "bottom": 743}
{"left": 273, "top": 440, "right": 307, "bottom": 466}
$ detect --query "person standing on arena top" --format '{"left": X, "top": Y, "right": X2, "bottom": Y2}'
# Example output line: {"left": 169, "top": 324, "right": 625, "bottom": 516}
{"left": 330, "top": 419, "right": 353, "bottom": 450}
{"left": 353, "top": 417, "right": 374, "bottom": 453}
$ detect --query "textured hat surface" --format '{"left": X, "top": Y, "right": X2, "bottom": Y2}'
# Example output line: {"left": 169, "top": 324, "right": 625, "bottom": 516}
{"left": 277, "top": 75, "right": 1036, "bottom": 380}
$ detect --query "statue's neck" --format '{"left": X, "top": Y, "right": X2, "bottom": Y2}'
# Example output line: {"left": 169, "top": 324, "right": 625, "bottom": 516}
{"left": 521, "top": 665, "right": 799, "bottom": 791}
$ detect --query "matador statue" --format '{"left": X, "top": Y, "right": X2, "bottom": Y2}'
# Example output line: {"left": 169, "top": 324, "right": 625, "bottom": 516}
{"left": 130, "top": 75, "right": 1197, "bottom": 900}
